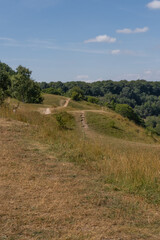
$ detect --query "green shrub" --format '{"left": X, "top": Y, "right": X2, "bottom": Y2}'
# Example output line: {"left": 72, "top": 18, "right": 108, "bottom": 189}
{"left": 109, "top": 120, "right": 116, "bottom": 128}
{"left": 115, "top": 104, "right": 144, "bottom": 126}
{"left": 68, "top": 87, "right": 85, "bottom": 101}
{"left": 0, "top": 70, "right": 11, "bottom": 105}
{"left": 42, "top": 87, "right": 62, "bottom": 95}
{"left": 87, "top": 96, "right": 99, "bottom": 104}
{"left": 55, "top": 112, "right": 75, "bottom": 130}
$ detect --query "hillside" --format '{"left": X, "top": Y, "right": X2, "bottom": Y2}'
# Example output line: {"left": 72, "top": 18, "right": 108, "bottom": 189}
{"left": 1, "top": 94, "right": 160, "bottom": 239}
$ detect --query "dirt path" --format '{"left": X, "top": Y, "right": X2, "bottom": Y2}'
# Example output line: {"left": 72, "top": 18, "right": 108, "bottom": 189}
{"left": 39, "top": 98, "right": 70, "bottom": 115}
{"left": 69, "top": 109, "right": 108, "bottom": 131}
{"left": 71, "top": 110, "right": 160, "bottom": 152}
{"left": 70, "top": 109, "right": 110, "bottom": 134}
{"left": 55, "top": 98, "right": 71, "bottom": 110}
{"left": 71, "top": 111, "right": 89, "bottom": 137}
{"left": 80, "top": 111, "right": 88, "bottom": 129}
{"left": 43, "top": 107, "right": 52, "bottom": 115}
{"left": 1, "top": 118, "right": 160, "bottom": 239}
{"left": 63, "top": 98, "right": 70, "bottom": 108}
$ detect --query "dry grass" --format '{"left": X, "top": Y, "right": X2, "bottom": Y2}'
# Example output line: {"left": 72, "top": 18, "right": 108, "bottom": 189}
{"left": 1, "top": 98, "right": 160, "bottom": 203}
{"left": 67, "top": 99, "right": 102, "bottom": 111}
{"left": 84, "top": 112, "right": 160, "bottom": 203}
{"left": 1, "top": 118, "right": 160, "bottom": 240}
{"left": 86, "top": 111, "right": 159, "bottom": 143}
{"left": 42, "top": 93, "right": 67, "bottom": 107}
{"left": 1, "top": 95, "right": 160, "bottom": 238}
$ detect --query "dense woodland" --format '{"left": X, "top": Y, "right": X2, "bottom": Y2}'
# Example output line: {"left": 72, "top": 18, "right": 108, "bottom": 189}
{"left": 1, "top": 61, "right": 160, "bottom": 134}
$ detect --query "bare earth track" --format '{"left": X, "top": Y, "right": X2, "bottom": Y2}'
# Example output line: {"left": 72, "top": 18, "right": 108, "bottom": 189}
{"left": 39, "top": 98, "right": 71, "bottom": 115}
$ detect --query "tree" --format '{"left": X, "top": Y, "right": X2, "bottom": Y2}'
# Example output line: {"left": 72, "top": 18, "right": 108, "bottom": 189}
{"left": 0, "top": 61, "right": 15, "bottom": 75}
{"left": 11, "top": 66, "right": 43, "bottom": 103}
{"left": 42, "top": 87, "right": 62, "bottom": 95}
{"left": 87, "top": 96, "right": 99, "bottom": 104}
{"left": 0, "top": 70, "right": 11, "bottom": 104}
{"left": 115, "top": 104, "right": 144, "bottom": 126}
{"left": 68, "top": 87, "right": 85, "bottom": 101}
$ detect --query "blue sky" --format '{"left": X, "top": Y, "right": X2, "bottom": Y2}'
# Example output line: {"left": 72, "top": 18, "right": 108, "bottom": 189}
{"left": 0, "top": 0, "right": 160, "bottom": 82}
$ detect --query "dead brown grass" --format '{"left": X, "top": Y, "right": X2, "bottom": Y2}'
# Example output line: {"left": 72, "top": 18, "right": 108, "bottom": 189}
{"left": 1, "top": 118, "right": 160, "bottom": 239}
{"left": 1, "top": 101, "right": 160, "bottom": 202}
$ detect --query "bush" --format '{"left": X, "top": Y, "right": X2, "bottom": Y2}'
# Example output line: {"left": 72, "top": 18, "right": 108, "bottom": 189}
{"left": 87, "top": 96, "right": 99, "bottom": 104}
{"left": 68, "top": 87, "right": 85, "bottom": 101}
{"left": 0, "top": 71, "right": 11, "bottom": 105}
{"left": 145, "top": 116, "right": 160, "bottom": 135}
{"left": 0, "top": 89, "right": 5, "bottom": 105}
{"left": 109, "top": 120, "right": 116, "bottom": 128}
{"left": 55, "top": 112, "right": 75, "bottom": 130}
{"left": 42, "top": 87, "right": 62, "bottom": 95}
{"left": 115, "top": 104, "right": 144, "bottom": 126}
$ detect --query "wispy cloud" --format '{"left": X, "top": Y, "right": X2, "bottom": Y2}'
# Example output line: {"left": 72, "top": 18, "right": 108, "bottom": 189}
{"left": 20, "top": 0, "right": 61, "bottom": 9}
{"left": 0, "top": 37, "right": 15, "bottom": 41}
{"left": 0, "top": 37, "right": 58, "bottom": 49}
{"left": 75, "top": 76, "right": 104, "bottom": 83}
{"left": 147, "top": 0, "right": 160, "bottom": 9}
{"left": 0, "top": 37, "right": 144, "bottom": 57}
{"left": 84, "top": 35, "right": 116, "bottom": 43}
{"left": 144, "top": 70, "right": 152, "bottom": 75}
{"left": 116, "top": 27, "right": 149, "bottom": 34}
{"left": 111, "top": 49, "right": 120, "bottom": 55}
{"left": 0, "top": 37, "right": 21, "bottom": 48}
{"left": 0, "top": 37, "right": 109, "bottom": 53}
{"left": 27, "top": 39, "right": 56, "bottom": 45}
{"left": 76, "top": 75, "right": 89, "bottom": 80}
{"left": 116, "top": 73, "right": 141, "bottom": 81}
{"left": 118, "top": 70, "right": 160, "bottom": 81}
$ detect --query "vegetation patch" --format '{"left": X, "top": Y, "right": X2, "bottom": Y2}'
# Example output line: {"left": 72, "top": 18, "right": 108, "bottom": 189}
{"left": 42, "top": 93, "right": 66, "bottom": 107}
{"left": 86, "top": 111, "right": 152, "bottom": 142}
{"left": 1, "top": 94, "right": 160, "bottom": 204}
{"left": 68, "top": 99, "right": 101, "bottom": 110}
{"left": 54, "top": 111, "right": 76, "bottom": 130}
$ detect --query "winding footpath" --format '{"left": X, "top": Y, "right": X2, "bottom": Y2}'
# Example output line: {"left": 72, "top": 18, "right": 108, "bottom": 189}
{"left": 40, "top": 98, "right": 71, "bottom": 115}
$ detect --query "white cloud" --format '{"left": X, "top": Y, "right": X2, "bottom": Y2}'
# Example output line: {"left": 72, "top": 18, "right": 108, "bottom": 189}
{"left": 147, "top": 0, "right": 160, "bottom": 9}
{"left": 119, "top": 70, "right": 160, "bottom": 81}
{"left": 84, "top": 35, "right": 116, "bottom": 43}
{"left": 116, "top": 27, "right": 149, "bottom": 34}
{"left": 76, "top": 75, "right": 89, "bottom": 80}
{"left": 121, "top": 73, "right": 141, "bottom": 80}
{"left": 134, "top": 27, "right": 149, "bottom": 33}
{"left": 0, "top": 37, "right": 15, "bottom": 41}
{"left": 144, "top": 70, "right": 152, "bottom": 75}
{"left": 111, "top": 49, "right": 120, "bottom": 55}
{"left": 117, "top": 28, "right": 132, "bottom": 34}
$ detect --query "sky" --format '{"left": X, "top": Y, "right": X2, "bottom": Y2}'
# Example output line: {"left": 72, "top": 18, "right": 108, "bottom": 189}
{"left": 0, "top": 0, "right": 160, "bottom": 82}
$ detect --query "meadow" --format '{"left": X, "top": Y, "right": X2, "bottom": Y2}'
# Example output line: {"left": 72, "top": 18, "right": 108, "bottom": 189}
{"left": 1, "top": 94, "right": 160, "bottom": 239}
{"left": 1, "top": 94, "right": 160, "bottom": 203}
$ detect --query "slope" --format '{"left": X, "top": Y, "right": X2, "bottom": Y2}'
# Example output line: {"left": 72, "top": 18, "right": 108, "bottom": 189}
{"left": 1, "top": 118, "right": 160, "bottom": 240}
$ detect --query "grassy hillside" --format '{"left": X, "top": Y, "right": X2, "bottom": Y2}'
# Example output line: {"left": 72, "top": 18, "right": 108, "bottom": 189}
{"left": 86, "top": 111, "right": 159, "bottom": 143}
{"left": 1, "top": 117, "right": 160, "bottom": 240}
{"left": 42, "top": 93, "right": 67, "bottom": 107}
{"left": 1, "top": 93, "right": 160, "bottom": 239}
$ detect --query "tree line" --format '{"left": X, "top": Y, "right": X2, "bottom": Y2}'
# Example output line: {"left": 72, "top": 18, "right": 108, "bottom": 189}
{"left": 40, "top": 79, "right": 160, "bottom": 133}
{"left": 40, "top": 80, "right": 160, "bottom": 117}
{"left": 1, "top": 61, "right": 160, "bottom": 134}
